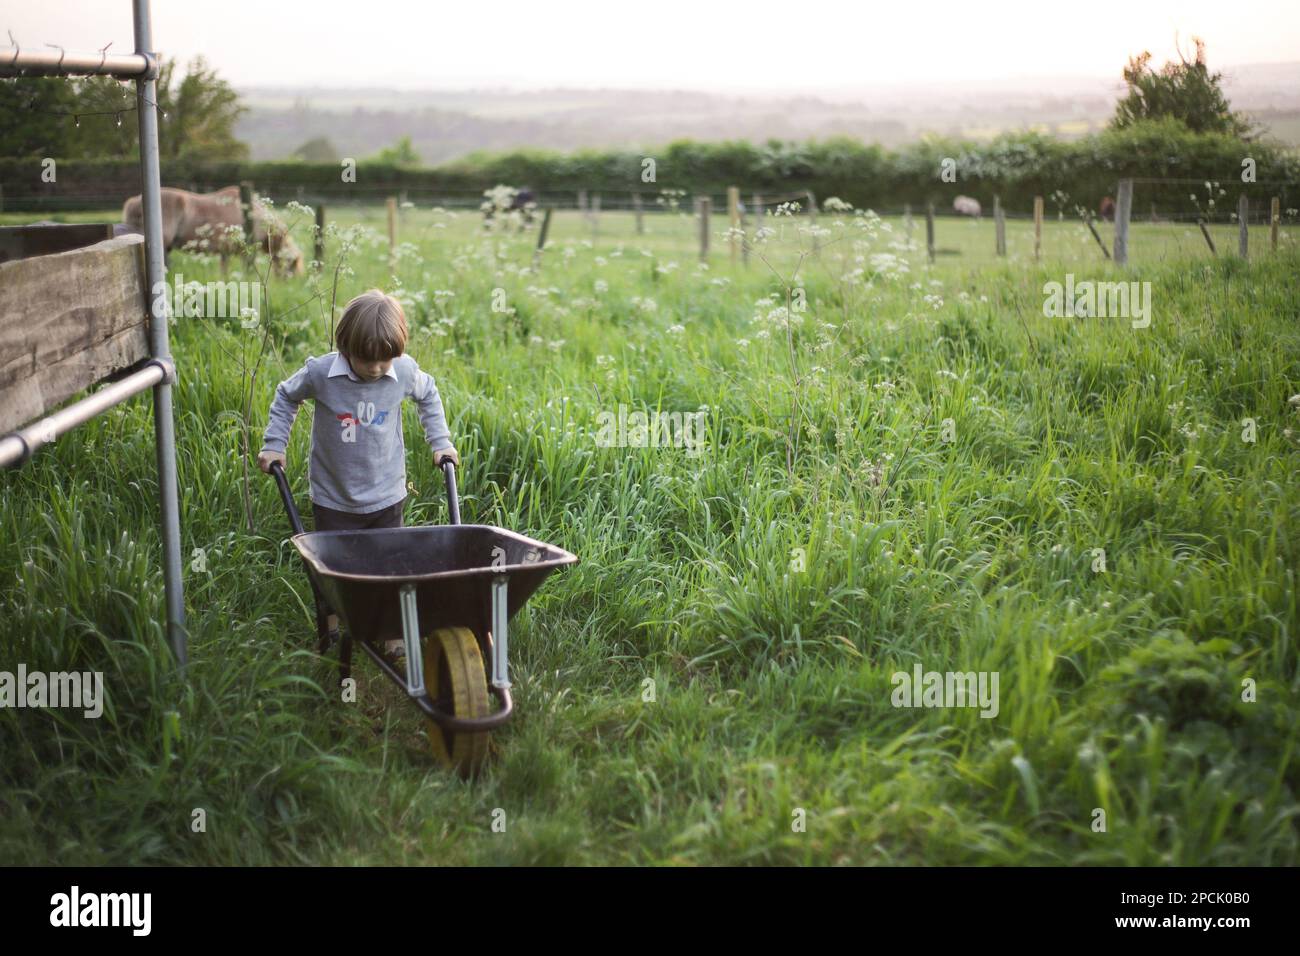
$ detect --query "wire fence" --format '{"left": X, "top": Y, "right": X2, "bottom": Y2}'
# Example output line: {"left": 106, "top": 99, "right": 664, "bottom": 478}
{"left": 4, "top": 179, "right": 1297, "bottom": 269}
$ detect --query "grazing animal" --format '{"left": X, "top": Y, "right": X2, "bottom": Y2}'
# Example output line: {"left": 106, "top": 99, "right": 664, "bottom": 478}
{"left": 1099, "top": 196, "right": 1116, "bottom": 222}
{"left": 121, "top": 185, "right": 304, "bottom": 275}
{"left": 482, "top": 186, "right": 537, "bottom": 229}
{"left": 953, "top": 195, "right": 982, "bottom": 218}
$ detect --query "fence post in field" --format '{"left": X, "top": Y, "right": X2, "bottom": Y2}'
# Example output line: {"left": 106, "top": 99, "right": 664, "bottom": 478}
{"left": 1272, "top": 197, "right": 1281, "bottom": 251}
{"left": 314, "top": 204, "right": 326, "bottom": 269}
{"left": 386, "top": 196, "right": 397, "bottom": 269}
{"left": 532, "top": 207, "right": 553, "bottom": 269}
{"left": 697, "top": 195, "right": 711, "bottom": 263}
{"left": 1197, "top": 219, "right": 1218, "bottom": 256}
{"left": 994, "top": 195, "right": 1006, "bottom": 257}
{"left": 728, "top": 186, "right": 740, "bottom": 265}
{"left": 633, "top": 192, "right": 644, "bottom": 235}
{"left": 1113, "top": 178, "right": 1132, "bottom": 266}
{"left": 925, "top": 203, "right": 935, "bottom": 264}
{"left": 1086, "top": 214, "right": 1111, "bottom": 260}
{"left": 752, "top": 193, "right": 763, "bottom": 263}
{"left": 1033, "top": 195, "right": 1043, "bottom": 261}
{"left": 904, "top": 202, "right": 912, "bottom": 241}
{"left": 1238, "top": 194, "right": 1249, "bottom": 258}
{"left": 577, "top": 189, "right": 587, "bottom": 214}
{"left": 806, "top": 190, "right": 818, "bottom": 251}
{"left": 591, "top": 193, "right": 600, "bottom": 240}
{"left": 239, "top": 181, "right": 255, "bottom": 268}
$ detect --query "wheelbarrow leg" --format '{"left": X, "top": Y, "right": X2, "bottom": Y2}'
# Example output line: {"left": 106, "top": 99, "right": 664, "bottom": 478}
{"left": 312, "top": 584, "right": 340, "bottom": 655}
{"left": 339, "top": 628, "right": 353, "bottom": 688}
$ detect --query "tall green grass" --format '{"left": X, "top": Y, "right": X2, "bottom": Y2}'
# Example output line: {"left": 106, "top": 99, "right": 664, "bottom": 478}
{"left": 1, "top": 207, "right": 1297, "bottom": 864}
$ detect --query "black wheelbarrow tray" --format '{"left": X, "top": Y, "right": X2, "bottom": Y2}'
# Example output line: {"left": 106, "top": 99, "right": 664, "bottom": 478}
{"left": 269, "top": 459, "right": 577, "bottom": 776}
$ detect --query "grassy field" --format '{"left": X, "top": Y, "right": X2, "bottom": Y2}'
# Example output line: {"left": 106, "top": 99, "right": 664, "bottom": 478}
{"left": 2, "top": 202, "right": 1298, "bottom": 865}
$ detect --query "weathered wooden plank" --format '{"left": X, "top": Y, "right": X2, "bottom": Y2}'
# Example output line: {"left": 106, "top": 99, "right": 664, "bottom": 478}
{"left": 0, "top": 234, "right": 150, "bottom": 427}
{"left": 0, "top": 223, "right": 116, "bottom": 265}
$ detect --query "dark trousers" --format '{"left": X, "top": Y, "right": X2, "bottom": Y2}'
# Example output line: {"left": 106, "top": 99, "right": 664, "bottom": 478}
{"left": 310, "top": 498, "right": 406, "bottom": 633}
{"left": 311, "top": 497, "right": 406, "bottom": 531}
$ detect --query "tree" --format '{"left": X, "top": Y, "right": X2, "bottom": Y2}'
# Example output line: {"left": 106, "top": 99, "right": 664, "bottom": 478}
{"left": 370, "top": 135, "right": 422, "bottom": 167}
{"left": 1111, "top": 38, "right": 1254, "bottom": 139}
{"left": 154, "top": 56, "right": 249, "bottom": 160}
{"left": 291, "top": 137, "right": 340, "bottom": 162}
{"left": 0, "top": 77, "right": 77, "bottom": 157}
{"left": 0, "top": 56, "right": 248, "bottom": 160}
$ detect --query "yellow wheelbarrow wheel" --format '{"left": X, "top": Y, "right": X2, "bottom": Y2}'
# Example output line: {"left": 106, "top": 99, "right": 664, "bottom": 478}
{"left": 422, "top": 626, "right": 491, "bottom": 777}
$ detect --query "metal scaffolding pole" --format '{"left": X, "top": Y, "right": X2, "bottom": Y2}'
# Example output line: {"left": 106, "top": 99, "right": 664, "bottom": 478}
{"left": 0, "top": 360, "right": 174, "bottom": 469}
{"left": 132, "top": 0, "right": 188, "bottom": 667}
{"left": 1, "top": 3, "right": 189, "bottom": 667}
{"left": 0, "top": 46, "right": 150, "bottom": 77}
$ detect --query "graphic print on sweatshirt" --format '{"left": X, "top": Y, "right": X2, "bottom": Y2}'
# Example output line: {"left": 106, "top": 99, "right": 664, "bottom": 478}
{"left": 336, "top": 401, "right": 391, "bottom": 443}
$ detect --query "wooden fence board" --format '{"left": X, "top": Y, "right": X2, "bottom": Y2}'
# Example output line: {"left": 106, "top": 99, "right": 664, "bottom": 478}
{"left": 0, "top": 234, "right": 150, "bottom": 427}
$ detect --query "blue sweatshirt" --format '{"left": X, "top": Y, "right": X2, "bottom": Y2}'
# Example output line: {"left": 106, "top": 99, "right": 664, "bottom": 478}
{"left": 260, "top": 351, "right": 453, "bottom": 514}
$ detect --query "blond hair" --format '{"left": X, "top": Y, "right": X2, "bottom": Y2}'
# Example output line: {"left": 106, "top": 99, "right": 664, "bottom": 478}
{"left": 335, "top": 289, "right": 408, "bottom": 361}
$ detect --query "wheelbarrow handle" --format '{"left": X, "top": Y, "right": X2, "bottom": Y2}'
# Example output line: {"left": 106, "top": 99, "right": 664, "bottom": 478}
{"left": 441, "top": 459, "right": 461, "bottom": 526}
{"left": 268, "top": 460, "right": 306, "bottom": 536}
{"left": 270, "top": 458, "right": 459, "bottom": 528}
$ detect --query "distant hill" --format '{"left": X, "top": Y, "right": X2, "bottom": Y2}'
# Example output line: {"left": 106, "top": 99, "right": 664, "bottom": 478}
{"left": 234, "top": 63, "right": 1300, "bottom": 162}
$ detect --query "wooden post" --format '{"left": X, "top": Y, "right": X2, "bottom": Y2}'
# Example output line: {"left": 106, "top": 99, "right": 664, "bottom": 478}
{"left": 1272, "top": 197, "right": 1281, "bottom": 251}
{"left": 1086, "top": 214, "right": 1112, "bottom": 260}
{"left": 1033, "top": 195, "right": 1043, "bottom": 261}
{"left": 1238, "top": 194, "right": 1249, "bottom": 258}
{"left": 239, "top": 181, "right": 255, "bottom": 267}
{"left": 1114, "top": 178, "right": 1132, "bottom": 266}
{"left": 806, "top": 190, "right": 818, "bottom": 252}
{"left": 697, "top": 196, "right": 711, "bottom": 263}
{"left": 1197, "top": 219, "right": 1217, "bottom": 256}
{"left": 314, "top": 204, "right": 326, "bottom": 268}
{"left": 994, "top": 195, "right": 1006, "bottom": 256}
{"left": 752, "top": 193, "right": 763, "bottom": 263}
{"left": 386, "top": 196, "right": 397, "bottom": 268}
{"left": 728, "top": 186, "right": 740, "bottom": 265}
{"left": 925, "top": 203, "right": 935, "bottom": 263}
{"left": 633, "top": 192, "right": 644, "bottom": 235}
{"left": 577, "top": 189, "right": 587, "bottom": 213}
{"left": 904, "top": 202, "right": 912, "bottom": 241}
{"left": 532, "top": 207, "right": 553, "bottom": 269}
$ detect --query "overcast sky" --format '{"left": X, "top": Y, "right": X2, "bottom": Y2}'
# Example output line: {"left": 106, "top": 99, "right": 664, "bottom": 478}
{"left": 4, "top": 0, "right": 1297, "bottom": 91}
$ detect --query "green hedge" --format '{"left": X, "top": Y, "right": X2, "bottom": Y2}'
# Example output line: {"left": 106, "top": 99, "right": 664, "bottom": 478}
{"left": 2, "top": 119, "right": 1295, "bottom": 217}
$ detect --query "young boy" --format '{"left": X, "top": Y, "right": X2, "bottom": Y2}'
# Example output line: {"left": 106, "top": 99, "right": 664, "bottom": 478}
{"left": 256, "top": 289, "right": 458, "bottom": 655}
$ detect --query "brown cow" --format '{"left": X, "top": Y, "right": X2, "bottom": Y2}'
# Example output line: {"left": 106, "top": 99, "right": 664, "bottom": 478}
{"left": 121, "top": 186, "right": 304, "bottom": 276}
{"left": 1099, "top": 196, "right": 1116, "bottom": 222}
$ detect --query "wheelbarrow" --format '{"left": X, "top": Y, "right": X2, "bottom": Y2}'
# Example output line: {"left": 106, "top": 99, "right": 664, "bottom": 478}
{"left": 268, "top": 459, "right": 577, "bottom": 776}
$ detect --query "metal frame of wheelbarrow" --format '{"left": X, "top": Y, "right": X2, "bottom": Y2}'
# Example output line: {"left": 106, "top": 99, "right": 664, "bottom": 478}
{"left": 268, "top": 459, "right": 570, "bottom": 733}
